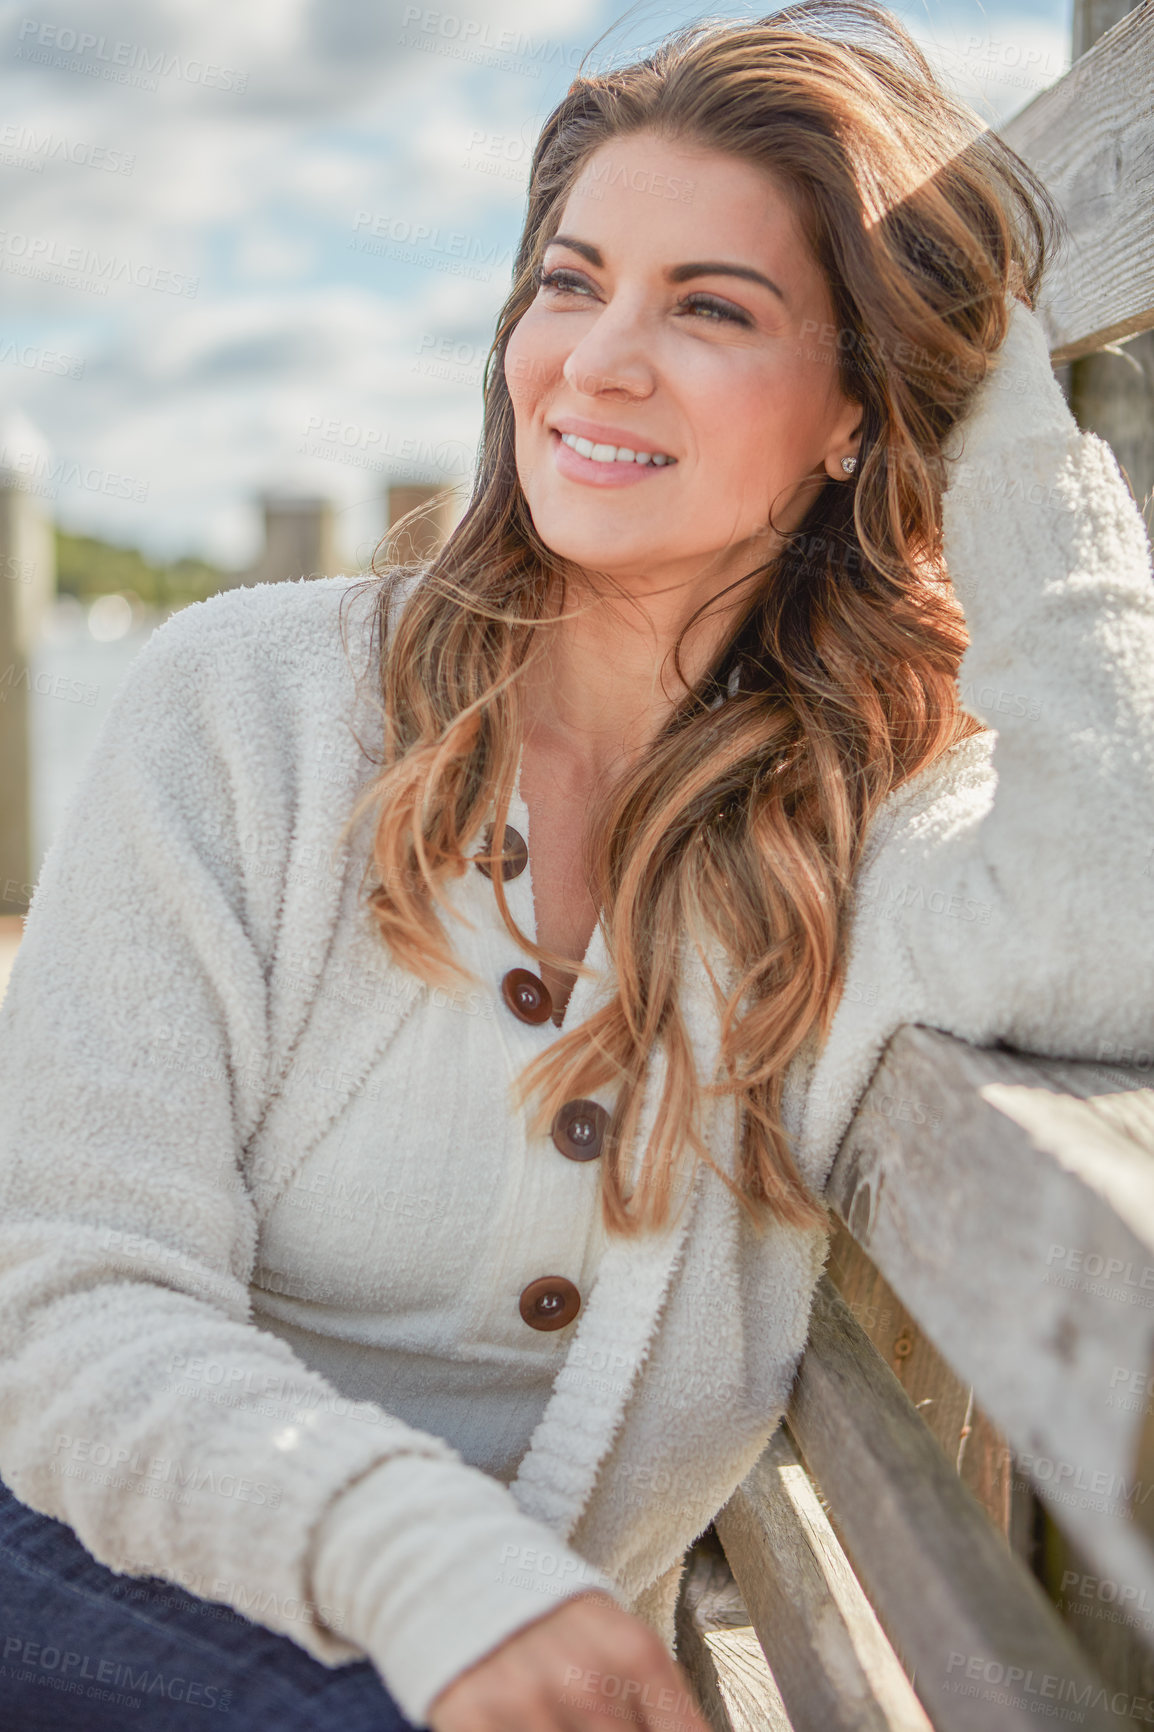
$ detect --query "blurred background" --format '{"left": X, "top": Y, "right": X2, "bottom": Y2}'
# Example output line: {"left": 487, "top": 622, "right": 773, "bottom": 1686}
{"left": 0, "top": 0, "right": 1140, "bottom": 992}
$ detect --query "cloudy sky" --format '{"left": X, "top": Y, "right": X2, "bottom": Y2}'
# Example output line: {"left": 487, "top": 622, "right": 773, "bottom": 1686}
{"left": 0, "top": 0, "right": 1073, "bottom": 576}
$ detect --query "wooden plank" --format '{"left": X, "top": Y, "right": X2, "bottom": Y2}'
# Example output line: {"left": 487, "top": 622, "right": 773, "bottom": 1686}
{"left": 1064, "top": 4, "right": 1154, "bottom": 533}
{"left": 1002, "top": 0, "right": 1154, "bottom": 361}
{"left": 788, "top": 1277, "right": 1119, "bottom": 1731}
{"left": 674, "top": 1535, "right": 794, "bottom": 1732}
{"left": 1041, "top": 1507, "right": 1154, "bottom": 1716}
{"left": 824, "top": 1024, "right": 1154, "bottom": 1616}
{"left": 1067, "top": 331, "right": 1154, "bottom": 533}
{"left": 823, "top": 1220, "right": 1022, "bottom": 1542}
{"left": 823, "top": 1226, "right": 1154, "bottom": 1710}
{"left": 715, "top": 1426, "right": 932, "bottom": 1732}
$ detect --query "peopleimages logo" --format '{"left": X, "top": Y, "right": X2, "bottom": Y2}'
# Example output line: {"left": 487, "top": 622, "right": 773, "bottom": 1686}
{"left": 0, "top": 230, "right": 198, "bottom": 299}
{"left": 0, "top": 122, "right": 134, "bottom": 174}
{"left": 50, "top": 1433, "right": 282, "bottom": 1508}
{"left": 397, "top": 6, "right": 583, "bottom": 77}
{"left": 2, "top": 1635, "right": 232, "bottom": 1714}
{"left": 15, "top": 19, "right": 248, "bottom": 92}
{"left": 0, "top": 442, "right": 148, "bottom": 502}
{"left": 0, "top": 336, "right": 85, "bottom": 378}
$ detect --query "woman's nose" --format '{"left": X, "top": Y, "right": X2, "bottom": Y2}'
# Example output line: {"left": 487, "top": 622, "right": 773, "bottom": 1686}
{"left": 561, "top": 302, "right": 655, "bottom": 398}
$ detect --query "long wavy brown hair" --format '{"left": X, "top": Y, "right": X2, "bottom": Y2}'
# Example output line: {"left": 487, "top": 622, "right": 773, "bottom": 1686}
{"left": 337, "top": 0, "right": 1060, "bottom": 1240}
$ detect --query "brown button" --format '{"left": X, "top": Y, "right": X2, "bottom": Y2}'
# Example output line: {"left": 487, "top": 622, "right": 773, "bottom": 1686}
{"left": 519, "top": 1276, "right": 581, "bottom": 1331}
{"left": 551, "top": 1099, "right": 609, "bottom": 1162}
{"left": 475, "top": 823, "right": 528, "bottom": 882}
{"left": 501, "top": 967, "right": 553, "bottom": 1025}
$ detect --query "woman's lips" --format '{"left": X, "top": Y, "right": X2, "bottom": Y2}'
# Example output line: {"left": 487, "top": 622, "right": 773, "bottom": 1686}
{"left": 549, "top": 428, "right": 677, "bottom": 488}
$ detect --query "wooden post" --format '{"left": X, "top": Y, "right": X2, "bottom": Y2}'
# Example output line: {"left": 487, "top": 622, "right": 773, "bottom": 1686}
{"left": 1066, "top": 0, "right": 1154, "bottom": 531}
{"left": 245, "top": 494, "right": 342, "bottom": 584}
{"left": 0, "top": 469, "right": 56, "bottom": 916}
{"left": 383, "top": 482, "right": 463, "bottom": 565}
{"left": 1072, "top": 0, "right": 1140, "bottom": 55}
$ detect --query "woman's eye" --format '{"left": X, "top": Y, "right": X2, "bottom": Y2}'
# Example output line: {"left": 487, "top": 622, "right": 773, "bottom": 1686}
{"left": 535, "top": 266, "right": 590, "bottom": 295}
{"left": 680, "top": 294, "right": 752, "bottom": 327}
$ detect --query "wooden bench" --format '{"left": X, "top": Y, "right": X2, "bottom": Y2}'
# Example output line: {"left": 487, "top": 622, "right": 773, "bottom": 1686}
{"left": 674, "top": 7, "right": 1154, "bottom": 1727}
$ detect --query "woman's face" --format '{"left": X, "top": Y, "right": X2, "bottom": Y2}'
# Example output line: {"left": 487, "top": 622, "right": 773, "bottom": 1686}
{"left": 504, "top": 130, "right": 862, "bottom": 599}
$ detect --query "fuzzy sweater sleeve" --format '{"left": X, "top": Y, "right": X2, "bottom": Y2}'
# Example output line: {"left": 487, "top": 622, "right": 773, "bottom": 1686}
{"left": 850, "top": 298, "right": 1154, "bottom": 1059}
{"left": 0, "top": 595, "right": 622, "bottom": 1730}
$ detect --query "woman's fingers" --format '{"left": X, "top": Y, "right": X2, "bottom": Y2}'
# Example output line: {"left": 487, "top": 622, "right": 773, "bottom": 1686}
{"left": 426, "top": 1588, "right": 712, "bottom": 1732}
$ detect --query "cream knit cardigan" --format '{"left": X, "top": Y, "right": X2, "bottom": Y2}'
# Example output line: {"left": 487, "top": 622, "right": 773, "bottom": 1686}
{"left": 2, "top": 302, "right": 1153, "bottom": 1728}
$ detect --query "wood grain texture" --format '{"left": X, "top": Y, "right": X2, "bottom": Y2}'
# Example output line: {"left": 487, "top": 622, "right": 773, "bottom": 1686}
{"left": 674, "top": 1537, "right": 793, "bottom": 1732}
{"left": 787, "top": 1278, "right": 1120, "bottom": 1731}
{"left": 823, "top": 1219, "right": 1022, "bottom": 1541}
{"left": 716, "top": 1426, "right": 932, "bottom": 1732}
{"left": 1002, "top": 0, "right": 1154, "bottom": 361}
{"left": 1040, "top": 1510, "right": 1154, "bottom": 1722}
{"left": 824, "top": 1023, "right": 1154, "bottom": 1613}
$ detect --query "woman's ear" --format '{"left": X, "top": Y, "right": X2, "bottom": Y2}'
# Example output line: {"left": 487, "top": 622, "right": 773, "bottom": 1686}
{"left": 823, "top": 402, "right": 864, "bottom": 481}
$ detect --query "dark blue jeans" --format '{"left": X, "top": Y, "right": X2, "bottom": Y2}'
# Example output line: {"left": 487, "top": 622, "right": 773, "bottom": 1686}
{"left": 0, "top": 1477, "right": 417, "bottom": 1730}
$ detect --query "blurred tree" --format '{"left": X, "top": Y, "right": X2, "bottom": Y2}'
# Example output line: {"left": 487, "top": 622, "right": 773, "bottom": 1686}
{"left": 54, "top": 530, "right": 236, "bottom": 613}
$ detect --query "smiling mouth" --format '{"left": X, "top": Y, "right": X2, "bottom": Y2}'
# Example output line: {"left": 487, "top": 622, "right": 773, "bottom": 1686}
{"left": 555, "top": 431, "right": 677, "bottom": 467}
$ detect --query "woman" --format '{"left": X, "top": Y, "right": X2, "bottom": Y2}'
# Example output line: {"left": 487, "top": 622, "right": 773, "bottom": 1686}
{"left": 2, "top": 3, "right": 1152, "bottom": 1729}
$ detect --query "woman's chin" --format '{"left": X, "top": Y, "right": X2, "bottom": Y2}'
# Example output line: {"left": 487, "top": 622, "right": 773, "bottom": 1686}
{"left": 531, "top": 518, "right": 673, "bottom": 579}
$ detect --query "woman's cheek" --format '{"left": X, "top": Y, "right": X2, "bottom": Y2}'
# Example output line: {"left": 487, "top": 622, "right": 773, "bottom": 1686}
{"left": 504, "top": 317, "right": 550, "bottom": 410}
{"left": 503, "top": 333, "right": 533, "bottom": 409}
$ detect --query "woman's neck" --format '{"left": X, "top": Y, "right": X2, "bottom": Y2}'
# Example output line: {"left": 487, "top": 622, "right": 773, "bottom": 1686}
{"left": 519, "top": 574, "right": 748, "bottom": 779}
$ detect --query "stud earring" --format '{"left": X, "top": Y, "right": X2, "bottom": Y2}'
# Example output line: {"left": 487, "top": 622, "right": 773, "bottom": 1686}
{"left": 841, "top": 456, "right": 858, "bottom": 475}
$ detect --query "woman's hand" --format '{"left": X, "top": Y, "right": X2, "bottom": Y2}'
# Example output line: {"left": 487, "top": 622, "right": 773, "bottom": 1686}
{"left": 943, "top": 297, "right": 1074, "bottom": 467}
{"left": 426, "top": 1588, "right": 712, "bottom": 1732}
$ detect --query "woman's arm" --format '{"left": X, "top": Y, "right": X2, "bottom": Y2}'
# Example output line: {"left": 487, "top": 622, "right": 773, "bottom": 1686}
{"left": 850, "top": 299, "right": 1154, "bottom": 1059}
{"left": 0, "top": 589, "right": 622, "bottom": 1728}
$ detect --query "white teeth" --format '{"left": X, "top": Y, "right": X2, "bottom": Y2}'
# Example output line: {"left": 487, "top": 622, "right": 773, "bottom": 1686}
{"left": 560, "top": 432, "right": 675, "bottom": 466}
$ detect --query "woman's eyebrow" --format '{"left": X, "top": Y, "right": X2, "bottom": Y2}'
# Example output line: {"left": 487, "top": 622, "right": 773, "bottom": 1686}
{"left": 544, "top": 233, "right": 787, "bottom": 304}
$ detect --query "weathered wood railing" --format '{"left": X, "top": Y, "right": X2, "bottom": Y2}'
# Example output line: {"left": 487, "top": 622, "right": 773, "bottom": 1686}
{"left": 997, "top": 0, "right": 1154, "bottom": 362}
{"left": 677, "top": 1030, "right": 1154, "bottom": 1732}
{"left": 675, "top": 4, "right": 1154, "bottom": 1726}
